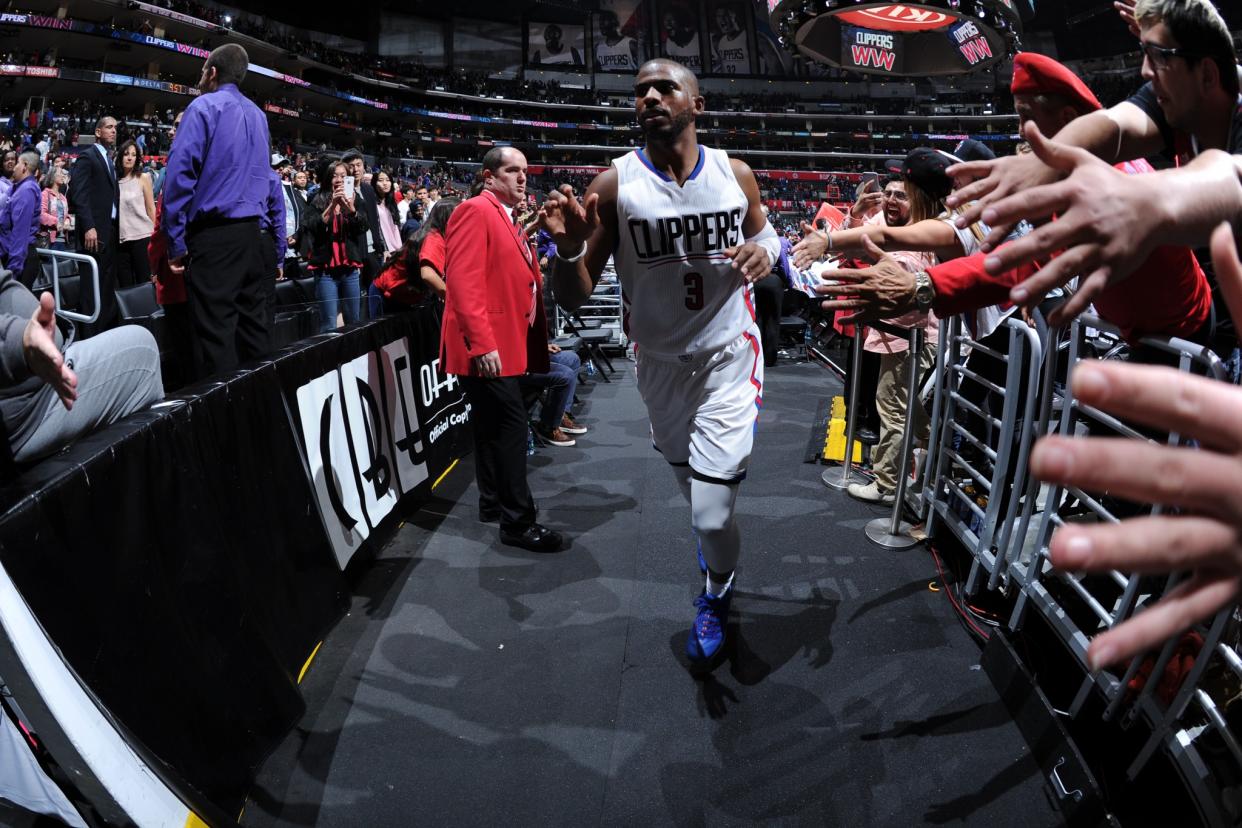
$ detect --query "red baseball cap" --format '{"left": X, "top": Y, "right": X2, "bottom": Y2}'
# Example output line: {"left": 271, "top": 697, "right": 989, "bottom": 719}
{"left": 1010, "top": 52, "right": 1102, "bottom": 113}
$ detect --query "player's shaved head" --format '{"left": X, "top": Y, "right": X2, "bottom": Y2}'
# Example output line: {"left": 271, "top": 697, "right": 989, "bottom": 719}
{"left": 637, "top": 58, "right": 699, "bottom": 96}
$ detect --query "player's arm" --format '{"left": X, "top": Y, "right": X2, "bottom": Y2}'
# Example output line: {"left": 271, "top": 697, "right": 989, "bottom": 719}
{"left": 545, "top": 168, "right": 618, "bottom": 312}
{"left": 727, "top": 157, "right": 781, "bottom": 283}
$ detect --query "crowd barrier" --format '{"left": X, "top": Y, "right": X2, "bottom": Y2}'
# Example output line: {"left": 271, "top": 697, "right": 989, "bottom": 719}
{"left": 0, "top": 307, "right": 471, "bottom": 826}
{"left": 911, "top": 309, "right": 1241, "bottom": 826}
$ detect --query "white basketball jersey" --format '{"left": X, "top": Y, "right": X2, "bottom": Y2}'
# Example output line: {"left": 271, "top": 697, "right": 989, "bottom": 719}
{"left": 715, "top": 32, "right": 748, "bottom": 74}
{"left": 596, "top": 36, "right": 637, "bottom": 71}
{"left": 663, "top": 35, "right": 702, "bottom": 72}
{"left": 612, "top": 146, "right": 753, "bottom": 356}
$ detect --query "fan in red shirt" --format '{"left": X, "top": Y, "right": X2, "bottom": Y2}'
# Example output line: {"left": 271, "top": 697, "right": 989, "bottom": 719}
{"left": 820, "top": 52, "right": 1212, "bottom": 347}
{"left": 368, "top": 198, "right": 458, "bottom": 317}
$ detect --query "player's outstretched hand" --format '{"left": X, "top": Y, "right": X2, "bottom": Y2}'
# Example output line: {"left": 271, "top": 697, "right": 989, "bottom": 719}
{"left": 1031, "top": 222, "right": 1242, "bottom": 671}
{"left": 945, "top": 139, "right": 1065, "bottom": 249}
{"left": 791, "top": 222, "right": 828, "bottom": 270}
{"left": 724, "top": 242, "right": 773, "bottom": 284}
{"left": 540, "top": 184, "right": 600, "bottom": 255}
{"left": 975, "top": 121, "right": 1159, "bottom": 325}
{"left": 23, "top": 292, "right": 77, "bottom": 410}
{"left": 815, "top": 237, "right": 917, "bottom": 324}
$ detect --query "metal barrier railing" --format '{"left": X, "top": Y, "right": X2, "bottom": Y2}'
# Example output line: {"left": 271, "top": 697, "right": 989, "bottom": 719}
{"left": 994, "top": 313, "right": 1238, "bottom": 826}
{"left": 863, "top": 319, "right": 928, "bottom": 550}
{"left": 821, "top": 324, "right": 868, "bottom": 491}
{"left": 34, "top": 248, "right": 100, "bottom": 325}
{"left": 924, "top": 314, "right": 1043, "bottom": 594}
{"left": 901, "top": 305, "right": 1242, "bottom": 824}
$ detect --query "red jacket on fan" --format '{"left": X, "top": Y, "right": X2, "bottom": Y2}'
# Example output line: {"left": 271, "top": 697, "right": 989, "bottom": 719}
{"left": 440, "top": 189, "right": 550, "bottom": 377}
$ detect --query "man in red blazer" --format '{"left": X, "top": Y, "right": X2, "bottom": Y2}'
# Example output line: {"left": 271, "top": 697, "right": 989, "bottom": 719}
{"left": 441, "top": 147, "right": 561, "bottom": 553}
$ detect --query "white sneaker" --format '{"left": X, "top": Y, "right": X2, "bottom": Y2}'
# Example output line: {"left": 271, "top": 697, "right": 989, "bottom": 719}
{"left": 848, "top": 481, "right": 895, "bottom": 504}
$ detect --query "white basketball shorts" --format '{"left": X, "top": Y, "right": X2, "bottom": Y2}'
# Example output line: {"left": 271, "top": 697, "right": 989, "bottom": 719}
{"left": 636, "top": 326, "right": 764, "bottom": 483}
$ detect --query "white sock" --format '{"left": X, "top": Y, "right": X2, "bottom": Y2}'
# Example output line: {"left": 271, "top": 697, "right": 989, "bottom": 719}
{"left": 706, "top": 571, "right": 734, "bottom": 598}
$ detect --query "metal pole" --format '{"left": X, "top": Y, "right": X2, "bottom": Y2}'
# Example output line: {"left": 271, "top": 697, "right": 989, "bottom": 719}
{"left": 866, "top": 325, "right": 922, "bottom": 549}
{"left": 822, "top": 324, "right": 868, "bottom": 490}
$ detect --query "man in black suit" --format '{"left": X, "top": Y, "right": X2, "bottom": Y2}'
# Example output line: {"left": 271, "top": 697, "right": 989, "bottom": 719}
{"left": 342, "top": 150, "right": 383, "bottom": 301}
{"left": 68, "top": 115, "right": 120, "bottom": 336}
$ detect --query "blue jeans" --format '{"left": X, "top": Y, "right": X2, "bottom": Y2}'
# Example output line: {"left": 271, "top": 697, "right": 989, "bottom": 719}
{"left": 316, "top": 267, "right": 360, "bottom": 333}
{"left": 520, "top": 349, "right": 581, "bottom": 431}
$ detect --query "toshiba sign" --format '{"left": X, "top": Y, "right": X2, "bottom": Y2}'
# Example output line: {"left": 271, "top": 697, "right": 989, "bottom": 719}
{"left": 835, "top": 5, "right": 956, "bottom": 32}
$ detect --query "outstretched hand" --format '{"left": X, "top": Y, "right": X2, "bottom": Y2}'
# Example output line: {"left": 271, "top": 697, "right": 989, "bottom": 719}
{"left": 791, "top": 222, "right": 829, "bottom": 270}
{"left": 1031, "top": 223, "right": 1242, "bottom": 671}
{"left": 973, "top": 121, "right": 1159, "bottom": 324}
{"left": 815, "top": 237, "right": 917, "bottom": 324}
{"left": 23, "top": 292, "right": 77, "bottom": 410}
{"left": 945, "top": 129, "right": 1065, "bottom": 248}
{"left": 539, "top": 184, "right": 600, "bottom": 255}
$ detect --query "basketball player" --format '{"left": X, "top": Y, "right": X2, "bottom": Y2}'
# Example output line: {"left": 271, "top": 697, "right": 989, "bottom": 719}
{"left": 532, "top": 24, "right": 583, "bottom": 67}
{"left": 540, "top": 59, "right": 782, "bottom": 666}
{"left": 712, "top": 6, "right": 749, "bottom": 75}
{"left": 595, "top": 10, "right": 639, "bottom": 73}
{"left": 661, "top": 9, "right": 703, "bottom": 73}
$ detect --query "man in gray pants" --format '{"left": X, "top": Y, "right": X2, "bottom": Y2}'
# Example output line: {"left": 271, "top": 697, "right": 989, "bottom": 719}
{"left": 0, "top": 276, "right": 162, "bottom": 464}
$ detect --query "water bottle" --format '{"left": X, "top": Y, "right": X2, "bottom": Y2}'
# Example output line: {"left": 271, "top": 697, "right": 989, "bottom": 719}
{"left": 803, "top": 323, "right": 812, "bottom": 356}
{"left": 585, "top": 359, "right": 596, "bottom": 376}
{"left": 526, "top": 425, "right": 536, "bottom": 456}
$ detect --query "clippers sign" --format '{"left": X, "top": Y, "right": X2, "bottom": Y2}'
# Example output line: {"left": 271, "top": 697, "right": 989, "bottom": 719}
{"left": 296, "top": 337, "right": 468, "bottom": 568}
{"left": 843, "top": 26, "right": 902, "bottom": 73}
{"left": 836, "top": 5, "right": 956, "bottom": 32}
{"left": 948, "top": 19, "right": 992, "bottom": 66}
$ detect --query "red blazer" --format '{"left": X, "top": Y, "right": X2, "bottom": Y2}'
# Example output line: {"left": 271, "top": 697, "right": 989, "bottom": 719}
{"left": 440, "top": 190, "right": 550, "bottom": 377}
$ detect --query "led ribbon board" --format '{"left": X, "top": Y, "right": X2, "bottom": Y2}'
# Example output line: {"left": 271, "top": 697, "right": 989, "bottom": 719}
{"left": 767, "top": 1, "right": 1021, "bottom": 76}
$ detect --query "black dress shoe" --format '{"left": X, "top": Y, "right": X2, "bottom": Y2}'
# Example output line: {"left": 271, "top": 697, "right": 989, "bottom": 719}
{"left": 500, "top": 523, "right": 563, "bottom": 553}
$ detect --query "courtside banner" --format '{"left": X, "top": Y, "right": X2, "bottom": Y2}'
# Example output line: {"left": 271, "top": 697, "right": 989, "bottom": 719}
{"left": 277, "top": 308, "right": 471, "bottom": 569}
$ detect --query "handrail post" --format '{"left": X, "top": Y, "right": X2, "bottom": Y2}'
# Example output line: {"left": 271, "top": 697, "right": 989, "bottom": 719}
{"left": 865, "top": 324, "right": 922, "bottom": 549}
{"left": 822, "top": 324, "right": 868, "bottom": 490}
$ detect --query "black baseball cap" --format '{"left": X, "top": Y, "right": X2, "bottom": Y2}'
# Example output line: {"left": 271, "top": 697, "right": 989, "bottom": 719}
{"left": 900, "top": 147, "right": 958, "bottom": 201}
{"left": 953, "top": 138, "right": 995, "bottom": 163}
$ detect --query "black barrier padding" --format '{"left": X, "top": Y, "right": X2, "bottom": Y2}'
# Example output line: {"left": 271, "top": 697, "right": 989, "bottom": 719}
{"left": 0, "top": 407, "right": 306, "bottom": 816}
{"left": 0, "top": 306, "right": 471, "bottom": 821}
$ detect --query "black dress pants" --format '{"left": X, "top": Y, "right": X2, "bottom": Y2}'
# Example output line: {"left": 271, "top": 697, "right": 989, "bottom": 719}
{"left": 116, "top": 238, "right": 152, "bottom": 288}
{"left": 459, "top": 375, "right": 537, "bottom": 533}
{"left": 185, "top": 218, "right": 270, "bottom": 379}
{"left": 80, "top": 225, "right": 119, "bottom": 338}
{"left": 753, "top": 273, "right": 784, "bottom": 367}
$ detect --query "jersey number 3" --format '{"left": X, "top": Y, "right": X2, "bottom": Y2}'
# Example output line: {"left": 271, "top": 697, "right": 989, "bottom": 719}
{"left": 683, "top": 272, "right": 704, "bottom": 310}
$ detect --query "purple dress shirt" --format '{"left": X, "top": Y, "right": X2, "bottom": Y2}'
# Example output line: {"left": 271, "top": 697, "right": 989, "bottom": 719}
{"left": 0, "top": 176, "right": 40, "bottom": 277}
{"left": 160, "top": 82, "right": 273, "bottom": 261}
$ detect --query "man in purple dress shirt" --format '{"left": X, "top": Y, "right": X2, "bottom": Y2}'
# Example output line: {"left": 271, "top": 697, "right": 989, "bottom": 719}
{"left": 0, "top": 150, "right": 42, "bottom": 287}
{"left": 161, "top": 43, "right": 274, "bottom": 378}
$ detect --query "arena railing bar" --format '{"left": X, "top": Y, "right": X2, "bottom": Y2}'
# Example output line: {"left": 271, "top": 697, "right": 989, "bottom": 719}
{"left": 923, "top": 314, "right": 1042, "bottom": 593}
{"left": 821, "top": 324, "right": 867, "bottom": 491}
{"left": 993, "top": 313, "right": 1238, "bottom": 826}
{"left": 36, "top": 248, "right": 100, "bottom": 326}
{"left": 863, "top": 319, "right": 924, "bottom": 550}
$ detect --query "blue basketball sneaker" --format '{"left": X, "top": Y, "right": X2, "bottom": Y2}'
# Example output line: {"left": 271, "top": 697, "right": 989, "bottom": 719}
{"left": 686, "top": 586, "right": 732, "bottom": 664}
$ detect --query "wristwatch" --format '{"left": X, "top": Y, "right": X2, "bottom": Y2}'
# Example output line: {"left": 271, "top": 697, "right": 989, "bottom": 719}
{"left": 913, "top": 270, "right": 936, "bottom": 312}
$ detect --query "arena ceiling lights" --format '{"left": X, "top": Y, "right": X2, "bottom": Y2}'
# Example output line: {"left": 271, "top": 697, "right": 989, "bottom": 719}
{"left": 767, "top": 1, "right": 1023, "bottom": 76}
